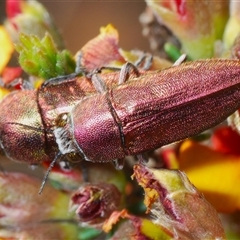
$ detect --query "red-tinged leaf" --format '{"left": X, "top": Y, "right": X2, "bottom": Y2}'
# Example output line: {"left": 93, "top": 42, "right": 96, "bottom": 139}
{"left": 76, "top": 24, "right": 125, "bottom": 71}
{"left": 174, "top": 0, "right": 186, "bottom": 16}
{"left": 211, "top": 126, "right": 240, "bottom": 156}
{"left": 160, "top": 0, "right": 186, "bottom": 17}
{"left": 0, "top": 172, "right": 70, "bottom": 225}
{"left": 0, "top": 172, "right": 78, "bottom": 239}
{"left": 2, "top": 67, "right": 22, "bottom": 84}
{"left": 0, "top": 222, "right": 77, "bottom": 240}
{"left": 77, "top": 24, "right": 172, "bottom": 72}
{"left": 6, "top": 0, "right": 22, "bottom": 19}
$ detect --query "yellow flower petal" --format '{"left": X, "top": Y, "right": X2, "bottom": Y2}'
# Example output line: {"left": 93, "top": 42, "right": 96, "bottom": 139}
{"left": 141, "top": 218, "right": 173, "bottom": 240}
{"left": 103, "top": 210, "right": 173, "bottom": 239}
{"left": 99, "top": 23, "right": 118, "bottom": 36}
{"left": 0, "top": 26, "right": 14, "bottom": 74}
{"left": 0, "top": 87, "right": 10, "bottom": 100}
{"left": 223, "top": 1, "right": 240, "bottom": 49}
{"left": 178, "top": 140, "right": 240, "bottom": 212}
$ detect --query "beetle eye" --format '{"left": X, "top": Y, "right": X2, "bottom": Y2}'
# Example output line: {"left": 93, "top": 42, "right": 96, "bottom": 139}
{"left": 66, "top": 152, "right": 83, "bottom": 163}
{"left": 55, "top": 113, "right": 69, "bottom": 127}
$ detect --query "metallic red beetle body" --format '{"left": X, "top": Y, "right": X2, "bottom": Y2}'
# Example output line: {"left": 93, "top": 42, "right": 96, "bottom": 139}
{"left": 0, "top": 71, "right": 125, "bottom": 164}
{"left": 1, "top": 59, "right": 240, "bottom": 165}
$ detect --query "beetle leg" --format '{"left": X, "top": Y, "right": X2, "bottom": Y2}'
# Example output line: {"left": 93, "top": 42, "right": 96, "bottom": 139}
{"left": 89, "top": 62, "right": 140, "bottom": 91}
{"left": 5, "top": 78, "right": 34, "bottom": 90}
{"left": 112, "top": 158, "right": 125, "bottom": 170}
{"left": 172, "top": 54, "right": 187, "bottom": 66}
{"left": 41, "top": 72, "right": 83, "bottom": 88}
{"left": 134, "top": 52, "right": 153, "bottom": 70}
{"left": 91, "top": 73, "right": 108, "bottom": 93}
{"left": 96, "top": 52, "right": 152, "bottom": 74}
{"left": 118, "top": 62, "right": 140, "bottom": 84}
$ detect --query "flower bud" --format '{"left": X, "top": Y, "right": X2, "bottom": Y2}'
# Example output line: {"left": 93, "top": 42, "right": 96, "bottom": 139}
{"left": 145, "top": 0, "right": 229, "bottom": 59}
{"left": 5, "top": 0, "right": 64, "bottom": 49}
{"left": 70, "top": 183, "right": 122, "bottom": 227}
{"left": 132, "top": 164, "right": 225, "bottom": 239}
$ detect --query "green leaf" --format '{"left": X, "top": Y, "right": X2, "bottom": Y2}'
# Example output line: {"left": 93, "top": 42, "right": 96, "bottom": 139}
{"left": 16, "top": 33, "right": 76, "bottom": 79}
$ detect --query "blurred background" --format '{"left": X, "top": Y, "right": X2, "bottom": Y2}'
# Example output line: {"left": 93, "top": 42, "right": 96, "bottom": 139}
{"left": 0, "top": 0, "right": 151, "bottom": 54}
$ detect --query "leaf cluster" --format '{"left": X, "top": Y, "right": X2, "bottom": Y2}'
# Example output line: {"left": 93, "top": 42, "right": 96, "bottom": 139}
{"left": 16, "top": 33, "right": 76, "bottom": 79}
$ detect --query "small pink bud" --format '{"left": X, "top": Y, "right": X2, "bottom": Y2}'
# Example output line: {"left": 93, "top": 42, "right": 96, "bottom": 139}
{"left": 70, "top": 183, "right": 121, "bottom": 227}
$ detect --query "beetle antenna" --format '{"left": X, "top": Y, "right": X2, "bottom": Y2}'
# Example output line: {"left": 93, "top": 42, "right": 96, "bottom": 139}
{"left": 80, "top": 161, "right": 89, "bottom": 182}
{"left": 39, "top": 152, "right": 62, "bottom": 195}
